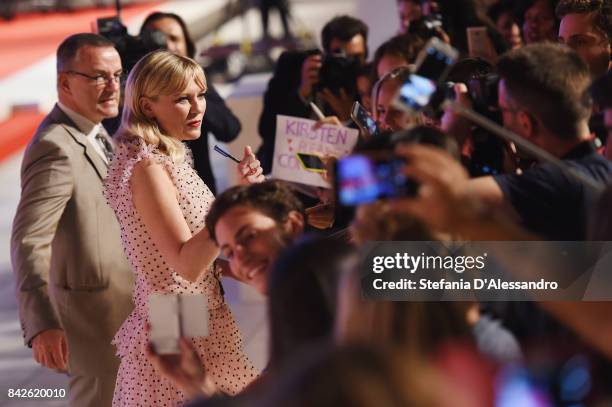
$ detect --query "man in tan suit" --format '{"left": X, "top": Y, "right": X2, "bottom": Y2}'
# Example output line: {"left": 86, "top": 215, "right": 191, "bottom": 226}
{"left": 11, "top": 33, "right": 133, "bottom": 406}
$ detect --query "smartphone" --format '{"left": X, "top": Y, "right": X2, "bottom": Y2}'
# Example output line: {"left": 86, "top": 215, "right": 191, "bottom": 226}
{"left": 351, "top": 101, "right": 380, "bottom": 138}
{"left": 394, "top": 38, "right": 459, "bottom": 113}
{"left": 296, "top": 152, "right": 326, "bottom": 173}
{"left": 413, "top": 37, "right": 459, "bottom": 84}
{"left": 467, "top": 27, "right": 497, "bottom": 64}
{"left": 149, "top": 293, "right": 208, "bottom": 355}
{"left": 395, "top": 75, "right": 438, "bottom": 112}
{"left": 334, "top": 153, "right": 418, "bottom": 206}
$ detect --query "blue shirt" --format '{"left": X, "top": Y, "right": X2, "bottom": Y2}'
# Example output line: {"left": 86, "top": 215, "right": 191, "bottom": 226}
{"left": 493, "top": 142, "right": 612, "bottom": 240}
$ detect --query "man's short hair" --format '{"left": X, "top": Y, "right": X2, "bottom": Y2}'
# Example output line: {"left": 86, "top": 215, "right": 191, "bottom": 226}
{"left": 497, "top": 43, "right": 593, "bottom": 140}
{"left": 321, "top": 15, "right": 369, "bottom": 54}
{"left": 556, "top": 0, "right": 612, "bottom": 41}
{"left": 56, "top": 33, "right": 115, "bottom": 74}
{"left": 206, "top": 180, "right": 304, "bottom": 242}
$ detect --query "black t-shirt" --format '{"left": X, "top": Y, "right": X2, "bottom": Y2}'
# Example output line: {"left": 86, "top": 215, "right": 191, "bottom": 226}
{"left": 493, "top": 142, "right": 612, "bottom": 240}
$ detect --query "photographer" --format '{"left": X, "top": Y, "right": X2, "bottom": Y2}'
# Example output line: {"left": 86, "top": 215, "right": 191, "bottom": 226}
{"left": 257, "top": 15, "right": 368, "bottom": 173}
{"left": 397, "top": 0, "right": 423, "bottom": 34}
{"left": 411, "top": 0, "right": 506, "bottom": 56}
{"left": 440, "top": 43, "right": 612, "bottom": 241}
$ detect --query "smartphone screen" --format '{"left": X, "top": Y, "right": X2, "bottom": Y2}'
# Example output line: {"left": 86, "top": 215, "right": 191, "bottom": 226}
{"left": 415, "top": 38, "right": 458, "bottom": 83}
{"left": 296, "top": 153, "right": 326, "bottom": 172}
{"left": 396, "top": 75, "right": 437, "bottom": 112}
{"left": 395, "top": 38, "right": 458, "bottom": 113}
{"left": 336, "top": 154, "right": 418, "bottom": 206}
{"left": 351, "top": 102, "right": 380, "bottom": 137}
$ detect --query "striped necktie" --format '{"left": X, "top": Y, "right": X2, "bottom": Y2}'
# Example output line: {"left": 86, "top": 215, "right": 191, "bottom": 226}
{"left": 95, "top": 132, "right": 113, "bottom": 163}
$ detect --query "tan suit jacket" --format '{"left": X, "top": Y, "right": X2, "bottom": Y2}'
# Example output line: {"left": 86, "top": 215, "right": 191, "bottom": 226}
{"left": 11, "top": 104, "right": 134, "bottom": 377}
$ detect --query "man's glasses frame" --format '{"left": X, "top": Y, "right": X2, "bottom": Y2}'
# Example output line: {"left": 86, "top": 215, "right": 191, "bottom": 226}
{"left": 64, "top": 70, "right": 125, "bottom": 87}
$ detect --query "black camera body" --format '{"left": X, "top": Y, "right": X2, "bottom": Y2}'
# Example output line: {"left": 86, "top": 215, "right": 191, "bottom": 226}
{"left": 467, "top": 73, "right": 500, "bottom": 121}
{"left": 97, "top": 16, "right": 167, "bottom": 73}
{"left": 466, "top": 73, "right": 505, "bottom": 176}
{"left": 308, "top": 49, "right": 360, "bottom": 97}
{"left": 408, "top": 13, "right": 444, "bottom": 40}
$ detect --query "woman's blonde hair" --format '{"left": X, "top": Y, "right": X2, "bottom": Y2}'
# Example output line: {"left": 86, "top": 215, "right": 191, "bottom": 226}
{"left": 118, "top": 50, "right": 207, "bottom": 162}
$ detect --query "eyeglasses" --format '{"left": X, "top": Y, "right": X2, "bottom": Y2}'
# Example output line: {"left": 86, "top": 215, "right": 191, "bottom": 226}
{"left": 64, "top": 70, "right": 124, "bottom": 87}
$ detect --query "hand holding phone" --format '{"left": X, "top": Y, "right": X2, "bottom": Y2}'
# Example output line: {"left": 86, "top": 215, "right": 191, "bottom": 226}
{"left": 394, "top": 38, "right": 459, "bottom": 114}
{"left": 296, "top": 152, "right": 327, "bottom": 173}
{"left": 334, "top": 152, "right": 419, "bottom": 206}
{"left": 351, "top": 101, "right": 380, "bottom": 138}
{"left": 467, "top": 27, "right": 497, "bottom": 64}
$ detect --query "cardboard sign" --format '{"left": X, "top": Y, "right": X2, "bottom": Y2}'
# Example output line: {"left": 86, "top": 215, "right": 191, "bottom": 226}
{"left": 271, "top": 115, "right": 359, "bottom": 188}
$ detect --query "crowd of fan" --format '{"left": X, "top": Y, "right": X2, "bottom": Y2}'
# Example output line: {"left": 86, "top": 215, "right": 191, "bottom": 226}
{"left": 146, "top": 0, "right": 612, "bottom": 405}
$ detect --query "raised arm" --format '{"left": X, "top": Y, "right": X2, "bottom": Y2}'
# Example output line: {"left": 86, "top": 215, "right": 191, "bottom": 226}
{"left": 131, "top": 158, "right": 219, "bottom": 282}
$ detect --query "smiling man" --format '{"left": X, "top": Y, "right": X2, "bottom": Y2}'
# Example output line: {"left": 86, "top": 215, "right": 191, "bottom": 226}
{"left": 557, "top": 0, "right": 611, "bottom": 77}
{"left": 11, "top": 33, "right": 133, "bottom": 406}
{"left": 206, "top": 180, "right": 305, "bottom": 295}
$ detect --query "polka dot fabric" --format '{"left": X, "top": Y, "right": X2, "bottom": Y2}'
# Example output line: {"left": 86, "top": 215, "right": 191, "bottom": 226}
{"left": 104, "top": 136, "right": 257, "bottom": 406}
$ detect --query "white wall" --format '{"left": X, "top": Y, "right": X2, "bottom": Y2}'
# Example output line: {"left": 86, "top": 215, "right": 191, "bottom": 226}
{"left": 355, "top": 0, "right": 399, "bottom": 60}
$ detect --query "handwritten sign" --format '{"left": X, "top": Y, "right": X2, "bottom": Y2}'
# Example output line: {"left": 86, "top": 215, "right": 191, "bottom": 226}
{"left": 272, "top": 115, "right": 359, "bottom": 188}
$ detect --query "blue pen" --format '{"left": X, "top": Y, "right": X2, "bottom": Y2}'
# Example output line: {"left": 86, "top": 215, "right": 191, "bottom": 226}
{"left": 214, "top": 145, "right": 241, "bottom": 164}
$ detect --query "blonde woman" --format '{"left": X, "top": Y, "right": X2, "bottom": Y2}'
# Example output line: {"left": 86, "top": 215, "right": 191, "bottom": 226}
{"left": 104, "top": 50, "right": 261, "bottom": 405}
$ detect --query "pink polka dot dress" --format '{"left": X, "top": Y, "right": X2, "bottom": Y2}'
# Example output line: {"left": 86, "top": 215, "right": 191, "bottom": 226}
{"left": 104, "top": 135, "right": 257, "bottom": 406}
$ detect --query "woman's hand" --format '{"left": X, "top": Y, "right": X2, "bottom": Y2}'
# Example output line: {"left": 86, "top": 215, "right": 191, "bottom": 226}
{"left": 146, "top": 338, "right": 218, "bottom": 398}
{"left": 238, "top": 146, "right": 265, "bottom": 184}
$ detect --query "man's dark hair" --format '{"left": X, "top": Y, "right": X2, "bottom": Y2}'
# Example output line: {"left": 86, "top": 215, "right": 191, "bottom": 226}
{"left": 141, "top": 12, "right": 196, "bottom": 58}
{"left": 372, "top": 33, "right": 425, "bottom": 77}
{"left": 206, "top": 180, "right": 304, "bottom": 242}
{"left": 556, "top": 0, "right": 612, "bottom": 41}
{"left": 321, "top": 15, "right": 369, "bottom": 55}
{"left": 497, "top": 43, "right": 592, "bottom": 140}
{"left": 56, "top": 33, "right": 115, "bottom": 74}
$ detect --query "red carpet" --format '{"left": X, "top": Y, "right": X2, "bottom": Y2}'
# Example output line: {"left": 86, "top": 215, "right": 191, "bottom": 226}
{"left": 0, "top": 1, "right": 165, "bottom": 80}
{"left": 0, "top": 110, "right": 46, "bottom": 162}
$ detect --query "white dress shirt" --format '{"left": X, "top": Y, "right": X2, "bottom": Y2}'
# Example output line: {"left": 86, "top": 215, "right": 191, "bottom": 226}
{"left": 57, "top": 102, "right": 111, "bottom": 164}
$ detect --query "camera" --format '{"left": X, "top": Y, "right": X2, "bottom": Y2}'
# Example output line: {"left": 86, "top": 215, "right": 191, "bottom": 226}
{"left": 467, "top": 73, "right": 500, "bottom": 122}
{"left": 97, "top": 16, "right": 167, "bottom": 73}
{"left": 408, "top": 13, "right": 445, "bottom": 41}
{"left": 309, "top": 49, "right": 361, "bottom": 97}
